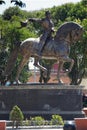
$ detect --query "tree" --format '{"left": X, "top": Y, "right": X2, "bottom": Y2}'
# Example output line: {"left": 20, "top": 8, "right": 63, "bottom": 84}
{"left": 81, "top": 0, "right": 87, "bottom": 6}
{"left": 69, "top": 48, "right": 85, "bottom": 85}
{"left": 0, "top": 11, "right": 35, "bottom": 84}
{"left": 0, "top": 0, "right": 5, "bottom": 5}
{"left": 0, "top": 0, "right": 25, "bottom": 7}
{"left": 9, "top": 105, "right": 24, "bottom": 128}
{"left": 0, "top": 18, "right": 9, "bottom": 84}
{"left": 2, "top": 6, "right": 24, "bottom": 20}
{"left": 68, "top": 2, "right": 87, "bottom": 20}
{"left": 68, "top": 18, "right": 87, "bottom": 85}
{"left": 11, "top": 0, "right": 26, "bottom": 8}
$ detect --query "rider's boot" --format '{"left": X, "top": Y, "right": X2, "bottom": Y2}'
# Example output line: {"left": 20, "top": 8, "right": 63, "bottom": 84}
{"left": 33, "top": 51, "right": 42, "bottom": 67}
{"left": 33, "top": 47, "right": 42, "bottom": 66}
{"left": 37, "top": 44, "right": 43, "bottom": 58}
{"left": 33, "top": 42, "right": 44, "bottom": 66}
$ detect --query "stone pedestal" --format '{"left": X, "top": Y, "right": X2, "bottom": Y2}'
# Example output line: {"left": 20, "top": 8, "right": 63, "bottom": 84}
{"left": 0, "top": 84, "right": 85, "bottom": 120}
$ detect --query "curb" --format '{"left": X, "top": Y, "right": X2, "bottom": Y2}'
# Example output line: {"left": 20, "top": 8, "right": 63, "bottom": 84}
{"left": 6, "top": 125, "right": 63, "bottom": 129}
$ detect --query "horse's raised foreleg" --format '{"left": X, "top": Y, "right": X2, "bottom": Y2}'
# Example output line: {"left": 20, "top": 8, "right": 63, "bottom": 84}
{"left": 15, "top": 55, "right": 30, "bottom": 83}
{"left": 34, "top": 57, "right": 47, "bottom": 72}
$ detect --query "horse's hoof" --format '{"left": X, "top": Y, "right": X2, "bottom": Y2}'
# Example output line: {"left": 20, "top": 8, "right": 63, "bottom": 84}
{"left": 58, "top": 82, "right": 63, "bottom": 85}
{"left": 13, "top": 80, "right": 21, "bottom": 85}
{"left": 58, "top": 80, "right": 64, "bottom": 85}
{"left": 63, "top": 69, "right": 70, "bottom": 74}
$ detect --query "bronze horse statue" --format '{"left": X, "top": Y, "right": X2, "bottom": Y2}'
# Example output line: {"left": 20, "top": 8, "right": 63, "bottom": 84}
{"left": 4, "top": 22, "right": 83, "bottom": 84}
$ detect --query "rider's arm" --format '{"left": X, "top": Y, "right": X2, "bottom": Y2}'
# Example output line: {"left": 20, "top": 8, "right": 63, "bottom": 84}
{"left": 28, "top": 18, "right": 42, "bottom": 23}
{"left": 20, "top": 18, "right": 42, "bottom": 27}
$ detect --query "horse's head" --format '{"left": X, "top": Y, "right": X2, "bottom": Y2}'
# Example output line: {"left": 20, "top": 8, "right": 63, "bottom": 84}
{"left": 70, "top": 27, "right": 84, "bottom": 43}
{"left": 54, "top": 22, "right": 84, "bottom": 44}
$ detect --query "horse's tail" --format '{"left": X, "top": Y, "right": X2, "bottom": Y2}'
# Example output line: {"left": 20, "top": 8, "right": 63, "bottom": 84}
{"left": 4, "top": 44, "right": 20, "bottom": 76}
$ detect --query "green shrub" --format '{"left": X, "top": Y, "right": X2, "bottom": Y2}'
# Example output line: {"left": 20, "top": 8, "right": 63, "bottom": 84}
{"left": 30, "top": 116, "right": 45, "bottom": 126}
{"left": 9, "top": 105, "right": 24, "bottom": 128}
{"left": 22, "top": 118, "right": 30, "bottom": 126}
{"left": 50, "top": 115, "right": 64, "bottom": 125}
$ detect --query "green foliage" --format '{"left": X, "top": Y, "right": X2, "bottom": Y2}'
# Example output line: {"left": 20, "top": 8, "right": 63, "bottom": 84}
{"left": 81, "top": 0, "right": 87, "bottom": 7}
{"left": 0, "top": 50, "right": 8, "bottom": 83}
{"left": 0, "top": 0, "right": 5, "bottom": 4}
{"left": 21, "top": 115, "right": 64, "bottom": 126}
{"left": 22, "top": 118, "right": 30, "bottom": 126}
{"left": 2, "top": 6, "right": 24, "bottom": 20}
{"left": 9, "top": 105, "right": 24, "bottom": 128}
{"left": 19, "top": 65, "right": 32, "bottom": 83}
{"left": 0, "top": 9, "right": 36, "bottom": 83}
{"left": 10, "top": 105, "right": 24, "bottom": 121}
{"left": 50, "top": 115, "right": 64, "bottom": 125}
{"left": 68, "top": 3, "right": 87, "bottom": 20}
{"left": 30, "top": 116, "right": 45, "bottom": 126}
{"left": 29, "top": 115, "right": 63, "bottom": 126}
{"left": 67, "top": 18, "right": 87, "bottom": 84}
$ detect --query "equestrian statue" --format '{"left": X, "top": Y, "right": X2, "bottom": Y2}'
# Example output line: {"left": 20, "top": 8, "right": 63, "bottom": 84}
{"left": 4, "top": 11, "right": 84, "bottom": 84}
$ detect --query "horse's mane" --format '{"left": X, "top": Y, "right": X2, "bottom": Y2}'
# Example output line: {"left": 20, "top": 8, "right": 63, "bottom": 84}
{"left": 55, "top": 22, "right": 82, "bottom": 40}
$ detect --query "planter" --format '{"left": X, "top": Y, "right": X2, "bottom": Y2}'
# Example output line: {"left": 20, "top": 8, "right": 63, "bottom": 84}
{"left": 74, "top": 118, "right": 87, "bottom": 130}
{"left": 0, "top": 120, "right": 6, "bottom": 130}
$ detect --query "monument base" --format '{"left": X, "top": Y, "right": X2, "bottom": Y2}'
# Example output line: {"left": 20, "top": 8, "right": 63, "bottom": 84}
{"left": 0, "top": 110, "right": 84, "bottom": 120}
{"left": 20, "top": 110, "right": 84, "bottom": 120}
{"left": 0, "top": 84, "right": 85, "bottom": 120}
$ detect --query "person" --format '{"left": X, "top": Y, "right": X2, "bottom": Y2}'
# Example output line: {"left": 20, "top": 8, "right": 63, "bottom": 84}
{"left": 23, "top": 10, "right": 55, "bottom": 58}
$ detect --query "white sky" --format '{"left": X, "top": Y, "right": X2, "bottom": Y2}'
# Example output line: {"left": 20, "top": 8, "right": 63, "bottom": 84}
{"left": 0, "top": 0, "right": 81, "bottom": 14}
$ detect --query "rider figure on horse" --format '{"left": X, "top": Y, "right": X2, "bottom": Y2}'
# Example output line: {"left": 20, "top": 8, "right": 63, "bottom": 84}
{"left": 27, "top": 10, "right": 55, "bottom": 58}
